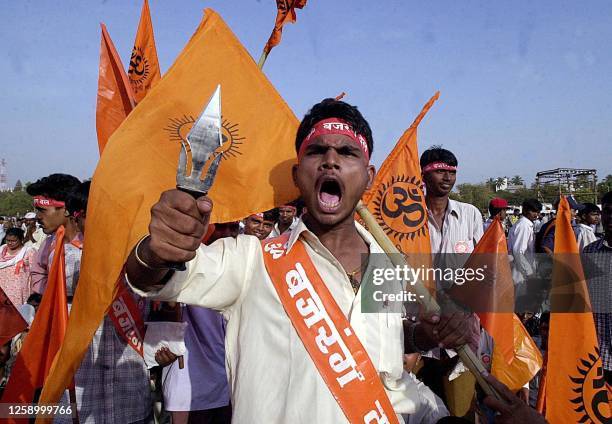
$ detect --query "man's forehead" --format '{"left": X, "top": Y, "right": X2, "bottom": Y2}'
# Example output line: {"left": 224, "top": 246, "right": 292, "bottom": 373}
{"left": 308, "top": 134, "right": 361, "bottom": 148}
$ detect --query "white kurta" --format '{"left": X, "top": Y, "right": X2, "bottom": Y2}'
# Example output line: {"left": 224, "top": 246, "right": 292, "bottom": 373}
{"left": 130, "top": 220, "right": 447, "bottom": 423}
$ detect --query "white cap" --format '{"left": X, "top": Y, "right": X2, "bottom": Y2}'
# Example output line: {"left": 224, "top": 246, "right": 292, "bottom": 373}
{"left": 24, "top": 212, "right": 36, "bottom": 219}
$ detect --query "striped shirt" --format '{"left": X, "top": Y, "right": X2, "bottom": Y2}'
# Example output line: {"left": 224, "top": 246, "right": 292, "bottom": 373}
{"left": 428, "top": 199, "right": 484, "bottom": 255}
{"left": 582, "top": 239, "right": 612, "bottom": 371}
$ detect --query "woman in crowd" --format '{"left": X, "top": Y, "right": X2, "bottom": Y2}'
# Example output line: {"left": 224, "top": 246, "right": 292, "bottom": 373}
{"left": 0, "top": 228, "right": 34, "bottom": 306}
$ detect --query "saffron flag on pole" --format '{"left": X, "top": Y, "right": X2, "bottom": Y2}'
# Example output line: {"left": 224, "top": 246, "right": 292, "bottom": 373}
{"left": 0, "top": 286, "right": 27, "bottom": 346}
{"left": 263, "top": 0, "right": 307, "bottom": 55}
{"left": 96, "top": 23, "right": 136, "bottom": 155}
{"left": 1, "top": 227, "right": 68, "bottom": 410}
{"left": 448, "top": 218, "right": 541, "bottom": 390}
{"left": 38, "top": 8, "right": 299, "bottom": 405}
{"left": 362, "top": 92, "right": 439, "bottom": 290}
{"left": 544, "top": 196, "right": 610, "bottom": 423}
{"left": 128, "top": 0, "right": 161, "bottom": 103}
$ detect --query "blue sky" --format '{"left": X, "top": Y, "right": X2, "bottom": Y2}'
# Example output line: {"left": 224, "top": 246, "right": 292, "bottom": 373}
{"left": 1, "top": 0, "right": 611, "bottom": 187}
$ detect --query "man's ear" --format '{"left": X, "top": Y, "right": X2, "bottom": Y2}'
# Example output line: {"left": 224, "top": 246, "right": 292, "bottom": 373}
{"left": 365, "top": 165, "right": 376, "bottom": 190}
{"left": 292, "top": 163, "right": 299, "bottom": 187}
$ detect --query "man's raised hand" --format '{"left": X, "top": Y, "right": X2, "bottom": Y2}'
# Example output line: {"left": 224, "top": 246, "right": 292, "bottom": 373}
{"left": 142, "top": 190, "right": 213, "bottom": 268}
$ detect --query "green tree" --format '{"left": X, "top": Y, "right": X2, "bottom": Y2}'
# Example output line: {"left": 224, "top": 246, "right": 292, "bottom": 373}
{"left": 510, "top": 175, "right": 524, "bottom": 186}
{"left": 0, "top": 191, "right": 33, "bottom": 216}
{"left": 597, "top": 174, "right": 612, "bottom": 199}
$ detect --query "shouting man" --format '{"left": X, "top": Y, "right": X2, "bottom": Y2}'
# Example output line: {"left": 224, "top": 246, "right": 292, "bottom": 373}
{"left": 125, "top": 99, "right": 489, "bottom": 423}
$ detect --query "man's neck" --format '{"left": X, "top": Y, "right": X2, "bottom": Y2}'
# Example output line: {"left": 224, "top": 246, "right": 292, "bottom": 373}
{"left": 278, "top": 220, "right": 292, "bottom": 235}
{"left": 62, "top": 221, "right": 80, "bottom": 243}
{"left": 425, "top": 194, "right": 449, "bottom": 215}
{"left": 303, "top": 213, "right": 366, "bottom": 255}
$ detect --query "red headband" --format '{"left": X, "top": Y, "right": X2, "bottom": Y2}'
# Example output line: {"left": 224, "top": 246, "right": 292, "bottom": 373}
{"left": 33, "top": 196, "right": 65, "bottom": 208}
{"left": 422, "top": 162, "right": 457, "bottom": 173}
{"left": 298, "top": 118, "right": 369, "bottom": 162}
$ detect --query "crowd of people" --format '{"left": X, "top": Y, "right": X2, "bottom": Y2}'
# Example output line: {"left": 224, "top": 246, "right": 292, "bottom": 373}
{"left": 0, "top": 98, "right": 610, "bottom": 423}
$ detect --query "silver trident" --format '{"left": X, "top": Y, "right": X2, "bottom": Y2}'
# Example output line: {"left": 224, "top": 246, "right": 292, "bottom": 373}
{"left": 176, "top": 85, "right": 223, "bottom": 197}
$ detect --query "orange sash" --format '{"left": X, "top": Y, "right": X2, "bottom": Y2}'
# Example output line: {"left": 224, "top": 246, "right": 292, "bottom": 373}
{"left": 262, "top": 234, "right": 399, "bottom": 424}
{"left": 108, "top": 275, "right": 146, "bottom": 356}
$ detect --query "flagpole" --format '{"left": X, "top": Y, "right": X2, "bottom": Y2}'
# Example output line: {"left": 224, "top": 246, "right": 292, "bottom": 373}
{"left": 257, "top": 51, "right": 269, "bottom": 70}
{"left": 355, "top": 201, "right": 504, "bottom": 401}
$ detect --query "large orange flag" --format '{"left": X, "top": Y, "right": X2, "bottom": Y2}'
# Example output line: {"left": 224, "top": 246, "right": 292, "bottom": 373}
{"left": 449, "top": 218, "right": 515, "bottom": 363}
{"left": 0, "top": 286, "right": 27, "bottom": 346}
{"left": 362, "top": 93, "right": 438, "bottom": 293}
{"left": 544, "top": 196, "right": 610, "bottom": 423}
{"left": 1, "top": 227, "right": 68, "bottom": 410}
{"left": 39, "top": 9, "right": 299, "bottom": 405}
{"left": 447, "top": 218, "right": 541, "bottom": 390}
{"left": 96, "top": 23, "right": 136, "bottom": 154}
{"left": 128, "top": 0, "right": 161, "bottom": 103}
{"left": 263, "top": 0, "right": 307, "bottom": 55}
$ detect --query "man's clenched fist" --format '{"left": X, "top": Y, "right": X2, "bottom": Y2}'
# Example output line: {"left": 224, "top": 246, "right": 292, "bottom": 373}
{"left": 140, "top": 189, "right": 213, "bottom": 268}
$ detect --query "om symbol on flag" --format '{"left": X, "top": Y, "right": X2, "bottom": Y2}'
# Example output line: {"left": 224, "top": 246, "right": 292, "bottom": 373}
{"left": 373, "top": 175, "right": 427, "bottom": 242}
{"left": 128, "top": 46, "right": 150, "bottom": 86}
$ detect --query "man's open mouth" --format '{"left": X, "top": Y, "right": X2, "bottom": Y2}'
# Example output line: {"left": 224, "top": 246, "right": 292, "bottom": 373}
{"left": 317, "top": 176, "right": 343, "bottom": 213}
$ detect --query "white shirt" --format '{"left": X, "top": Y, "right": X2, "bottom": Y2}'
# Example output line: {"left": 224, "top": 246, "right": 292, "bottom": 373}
{"left": 428, "top": 199, "right": 484, "bottom": 255}
{"left": 507, "top": 216, "right": 536, "bottom": 284}
{"left": 130, "top": 219, "right": 447, "bottom": 423}
{"left": 575, "top": 223, "right": 598, "bottom": 252}
{"left": 268, "top": 217, "right": 298, "bottom": 238}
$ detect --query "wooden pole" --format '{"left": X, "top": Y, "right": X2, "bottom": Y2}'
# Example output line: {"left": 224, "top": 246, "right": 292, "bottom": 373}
{"left": 355, "top": 201, "right": 503, "bottom": 401}
{"left": 257, "top": 51, "right": 269, "bottom": 70}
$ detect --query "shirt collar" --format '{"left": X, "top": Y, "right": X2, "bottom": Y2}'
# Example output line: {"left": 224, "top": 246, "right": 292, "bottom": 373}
{"left": 446, "top": 199, "right": 461, "bottom": 219}
{"left": 285, "top": 217, "right": 382, "bottom": 255}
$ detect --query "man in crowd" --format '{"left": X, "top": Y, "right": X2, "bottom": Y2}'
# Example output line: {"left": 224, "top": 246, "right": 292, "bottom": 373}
{"left": 416, "top": 146, "right": 483, "bottom": 417}
{"left": 126, "top": 99, "right": 488, "bottom": 422}
{"left": 582, "top": 191, "right": 612, "bottom": 385}
{"left": 269, "top": 202, "right": 299, "bottom": 237}
{"left": 242, "top": 209, "right": 278, "bottom": 240}
{"left": 575, "top": 202, "right": 601, "bottom": 251}
{"left": 27, "top": 173, "right": 82, "bottom": 295}
{"left": 507, "top": 198, "right": 542, "bottom": 294}
{"left": 484, "top": 197, "right": 508, "bottom": 233}
{"left": 23, "top": 212, "right": 46, "bottom": 250}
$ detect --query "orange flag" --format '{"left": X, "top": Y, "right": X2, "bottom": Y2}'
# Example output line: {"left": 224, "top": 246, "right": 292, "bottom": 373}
{"left": 128, "top": 0, "right": 161, "bottom": 103}
{"left": 263, "top": 0, "right": 307, "bottom": 55}
{"left": 0, "top": 286, "right": 27, "bottom": 346}
{"left": 544, "top": 196, "right": 610, "bottom": 423}
{"left": 362, "top": 92, "right": 439, "bottom": 292}
{"left": 1, "top": 227, "right": 68, "bottom": 409}
{"left": 96, "top": 23, "right": 136, "bottom": 154}
{"left": 490, "top": 314, "right": 542, "bottom": 391}
{"left": 448, "top": 217, "right": 515, "bottom": 363}
{"left": 38, "top": 9, "right": 299, "bottom": 405}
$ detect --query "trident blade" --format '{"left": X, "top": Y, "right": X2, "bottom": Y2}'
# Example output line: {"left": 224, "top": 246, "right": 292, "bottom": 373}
{"left": 176, "top": 85, "right": 223, "bottom": 195}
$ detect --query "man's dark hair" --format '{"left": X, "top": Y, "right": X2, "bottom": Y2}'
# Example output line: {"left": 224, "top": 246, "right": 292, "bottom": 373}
{"left": 579, "top": 202, "right": 601, "bottom": 217}
{"left": 295, "top": 99, "right": 374, "bottom": 157}
{"left": 419, "top": 146, "right": 458, "bottom": 169}
{"left": 66, "top": 180, "right": 91, "bottom": 216}
{"left": 263, "top": 208, "right": 279, "bottom": 223}
{"left": 488, "top": 205, "right": 503, "bottom": 217}
{"left": 27, "top": 293, "right": 42, "bottom": 304}
{"left": 26, "top": 174, "right": 81, "bottom": 203}
{"left": 522, "top": 199, "right": 542, "bottom": 214}
{"left": 5, "top": 227, "right": 24, "bottom": 241}
{"left": 602, "top": 191, "right": 612, "bottom": 206}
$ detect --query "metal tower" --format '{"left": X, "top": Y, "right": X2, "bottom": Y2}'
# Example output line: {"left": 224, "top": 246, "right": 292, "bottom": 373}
{"left": 0, "top": 159, "right": 7, "bottom": 192}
